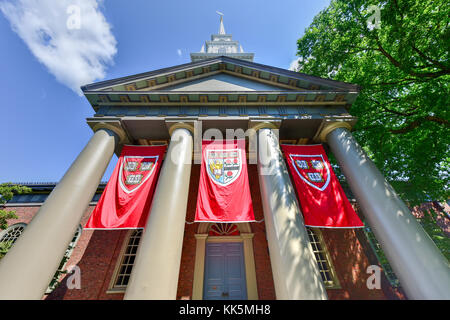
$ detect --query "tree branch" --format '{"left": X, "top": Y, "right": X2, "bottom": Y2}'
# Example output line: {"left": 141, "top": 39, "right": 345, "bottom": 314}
{"left": 370, "top": 97, "right": 420, "bottom": 117}
{"left": 368, "top": 78, "right": 417, "bottom": 87}
{"left": 376, "top": 39, "right": 449, "bottom": 79}
{"left": 411, "top": 44, "right": 450, "bottom": 71}
{"left": 390, "top": 116, "right": 449, "bottom": 134}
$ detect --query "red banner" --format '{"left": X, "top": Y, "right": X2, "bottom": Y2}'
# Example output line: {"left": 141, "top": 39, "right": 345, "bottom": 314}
{"left": 85, "top": 145, "right": 166, "bottom": 229}
{"left": 195, "top": 140, "right": 255, "bottom": 223}
{"left": 281, "top": 144, "right": 363, "bottom": 228}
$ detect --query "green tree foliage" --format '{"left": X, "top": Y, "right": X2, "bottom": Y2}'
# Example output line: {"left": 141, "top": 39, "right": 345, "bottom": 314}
{"left": 47, "top": 242, "right": 76, "bottom": 293}
{"left": 295, "top": 0, "right": 449, "bottom": 204}
{"left": 0, "top": 183, "right": 31, "bottom": 259}
{"left": 417, "top": 208, "right": 450, "bottom": 260}
{"left": 0, "top": 241, "right": 13, "bottom": 260}
{"left": 0, "top": 183, "right": 31, "bottom": 230}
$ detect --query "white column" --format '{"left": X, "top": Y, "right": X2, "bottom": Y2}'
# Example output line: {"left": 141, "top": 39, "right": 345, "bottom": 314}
{"left": 0, "top": 127, "right": 121, "bottom": 299}
{"left": 321, "top": 122, "right": 450, "bottom": 299}
{"left": 124, "top": 124, "right": 193, "bottom": 300}
{"left": 256, "top": 124, "right": 328, "bottom": 300}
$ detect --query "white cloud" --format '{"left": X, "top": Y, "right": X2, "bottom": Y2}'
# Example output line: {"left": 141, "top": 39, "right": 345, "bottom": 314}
{"left": 0, "top": 0, "right": 117, "bottom": 95}
{"left": 288, "top": 58, "right": 300, "bottom": 71}
{"left": 177, "top": 49, "right": 182, "bottom": 57}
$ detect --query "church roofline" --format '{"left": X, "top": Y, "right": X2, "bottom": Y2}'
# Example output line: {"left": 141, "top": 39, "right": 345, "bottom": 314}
{"left": 81, "top": 56, "right": 360, "bottom": 93}
{"left": 3, "top": 182, "right": 108, "bottom": 191}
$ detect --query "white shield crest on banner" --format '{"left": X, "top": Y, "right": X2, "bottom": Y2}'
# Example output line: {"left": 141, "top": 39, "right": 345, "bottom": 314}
{"left": 119, "top": 156, "right": 159, "bottom": 193}
{"left": 206, "top": 148, "right": 242, "bottom": 186}
{"left": 289, "top": 154, "right": 331, "bottom": 191}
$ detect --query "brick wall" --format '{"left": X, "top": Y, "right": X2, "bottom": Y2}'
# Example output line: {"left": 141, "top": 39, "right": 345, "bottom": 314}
{"left": 176, "top": 164, "right": 199, "bottom": 299}
{"left": 4, "top": 205, "right": 126, "bottom": 300}
{"left": 410, "top": 201, "right": 450, "bottom": 236}
{"left": 43, "top": 206, "right": 127, "bottom": 300}
{"left": 321, "top": 228, "right": 392, "bottom": 299}
{"left": 3, "top": 164, "right": 418, "bottom": 300}
{"left": 176, "top": 165, "right": 276, "bottom": 300}
{"left": 174, "top": 165, "right": 397, "bottom": 300}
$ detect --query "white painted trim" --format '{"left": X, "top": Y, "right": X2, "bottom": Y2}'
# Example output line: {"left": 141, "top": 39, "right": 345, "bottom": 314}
{"left": 192, "top": 223, "right": 258, "bottom": 300}
{"left": 84, "top": 227, "right": 144, "bottom": 230}
{"left": 193, "top": 220, "right": 256, "bottom": 223}
{"left": 305, "top": 225, "right": 365, "bottom": 229}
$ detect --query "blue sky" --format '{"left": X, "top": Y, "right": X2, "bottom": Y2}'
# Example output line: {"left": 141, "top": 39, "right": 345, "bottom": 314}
{"left": 0, "top": 0, "right": 330, "bottom": 183}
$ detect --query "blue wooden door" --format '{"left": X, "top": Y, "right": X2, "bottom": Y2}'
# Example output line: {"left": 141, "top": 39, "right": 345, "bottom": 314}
{"left": 203, "top": 242, "right": 247, "bottom": 300}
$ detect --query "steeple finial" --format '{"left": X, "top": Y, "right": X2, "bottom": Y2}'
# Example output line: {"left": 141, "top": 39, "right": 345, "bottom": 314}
{"left": 216, "top": 11, "right": 225, "bottom": 34}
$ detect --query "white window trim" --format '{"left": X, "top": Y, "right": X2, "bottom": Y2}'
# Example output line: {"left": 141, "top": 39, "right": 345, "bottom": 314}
{"left": 107, "top": 229, "right": 142, "bottom": 294}
{"left": 307, "top": 227, "right": 341, "bottom": 289}
{"left": 0, "top": 222, "right": 27, "bottom": 244}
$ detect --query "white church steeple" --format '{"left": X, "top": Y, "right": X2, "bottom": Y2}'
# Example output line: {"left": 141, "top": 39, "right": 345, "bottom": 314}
{"left": 190, "top": 13, "right": 254, "bottom": 62}
{"left": 217, "top": 11, "right": 226, "bottom": 34}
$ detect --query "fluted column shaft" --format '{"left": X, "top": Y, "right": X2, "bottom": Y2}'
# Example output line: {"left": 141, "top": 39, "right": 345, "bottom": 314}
{"left": 326, "top": 126, "right": 450, "bottom": 299}
{"left": 0, "top": 128, "right": 119, "bottom": 299}
{"left": 257, "top": 127, "right": 328, "bottom": 300}
{"left": 124, "top": 127, "right": 193, "bottom": 300}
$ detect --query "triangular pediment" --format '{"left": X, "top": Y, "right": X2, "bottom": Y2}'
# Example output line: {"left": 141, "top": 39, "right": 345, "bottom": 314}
{"left": 81, "top": 56, "right": 360, "bottom": 109}
{"left": 159, "top": 73, "right": 292, "bottom": 91}
{"left": 82, "top": 56, "right": 359, "bottom": 93}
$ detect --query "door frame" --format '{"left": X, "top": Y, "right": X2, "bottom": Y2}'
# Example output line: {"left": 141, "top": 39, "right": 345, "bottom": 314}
{"left": 192, "top": 223, "right": 258, "bottom": 300}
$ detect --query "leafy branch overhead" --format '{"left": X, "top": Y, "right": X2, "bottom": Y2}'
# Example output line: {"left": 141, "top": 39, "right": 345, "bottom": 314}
{"left": 0, "top": 183, "right": 31, "bottom": 230}
{"left": 296, "top": 0, "right": 449, "bottom": 204}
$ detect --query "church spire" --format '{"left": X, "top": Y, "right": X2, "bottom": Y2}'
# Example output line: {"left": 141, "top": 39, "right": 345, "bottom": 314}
{"left": 217, "top": 11, "right": 226, "bottom": 34}
{"left": 190, "top": 13, "right": 254, "bottom": 62}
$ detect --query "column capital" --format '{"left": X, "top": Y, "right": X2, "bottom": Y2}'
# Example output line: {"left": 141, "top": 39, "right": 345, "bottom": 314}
{"left": 167, "top": 122, "right": 195, "bottom": 136}
{"left": 249, "top": 121, "right": 280, "bottom": 132}
{"left": 316, "top": 121, "right": 352, "bottom": 142}
{"left": 92, "top": 122, "right": 128, "bottom": 144}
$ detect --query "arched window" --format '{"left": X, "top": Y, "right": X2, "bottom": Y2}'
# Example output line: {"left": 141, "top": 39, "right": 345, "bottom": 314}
{"left": 0, "top": 223, "right": 27, "bottom": 245}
